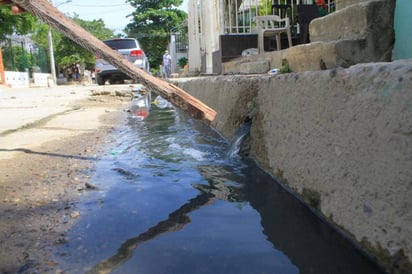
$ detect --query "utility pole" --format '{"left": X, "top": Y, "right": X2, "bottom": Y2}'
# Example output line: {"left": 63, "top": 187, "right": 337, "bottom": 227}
{"left": 47, "top": 0, "right": 72, "bottom": 86}
{"left": 48, "top": 24, "right": 57, "bottom": 86}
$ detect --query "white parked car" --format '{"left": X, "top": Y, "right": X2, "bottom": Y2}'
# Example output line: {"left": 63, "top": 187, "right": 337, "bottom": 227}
{"left": 95, "top": 38, "right": 150, "bottom": 85}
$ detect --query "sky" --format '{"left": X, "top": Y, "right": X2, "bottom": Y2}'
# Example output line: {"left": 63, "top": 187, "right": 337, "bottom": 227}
{"left": 57, "top": 0, "right": 189, "bottom": 34}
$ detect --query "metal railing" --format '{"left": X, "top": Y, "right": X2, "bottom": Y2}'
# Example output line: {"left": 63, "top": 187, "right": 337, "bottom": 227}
{"left": 222, "top": 0, "right": 335, "bottom": 34}
{"left": 174, "top": 32, "right": 188, "bottom": 53}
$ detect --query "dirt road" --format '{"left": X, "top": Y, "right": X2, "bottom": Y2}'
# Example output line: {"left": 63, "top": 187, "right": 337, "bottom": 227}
{"left": 0, "top": 84, "right": 134, "bottom": 273}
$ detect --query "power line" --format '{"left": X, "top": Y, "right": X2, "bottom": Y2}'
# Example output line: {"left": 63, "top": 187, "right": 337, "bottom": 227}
{"left": 68, "top": 3, "right": 131, "bottom": 7}
{"left": 62, "top": 7, "right": 133, "bottom": 17}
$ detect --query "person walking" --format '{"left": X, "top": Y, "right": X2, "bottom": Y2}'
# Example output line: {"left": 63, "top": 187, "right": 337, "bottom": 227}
{"left": 162, "top": 50, "right": 172, "bottom": 79}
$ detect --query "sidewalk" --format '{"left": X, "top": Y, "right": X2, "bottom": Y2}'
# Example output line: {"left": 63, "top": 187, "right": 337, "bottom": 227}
{"left": 0, "top": 84, "right": 98, "bottom": 133}
{"left": 0, "top": 84, "right": 132, "bottom": 159}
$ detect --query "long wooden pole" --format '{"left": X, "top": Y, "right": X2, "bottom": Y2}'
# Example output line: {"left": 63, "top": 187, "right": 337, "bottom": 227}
{"left": 11, "top": 0, "right": 217, "bottom": 124}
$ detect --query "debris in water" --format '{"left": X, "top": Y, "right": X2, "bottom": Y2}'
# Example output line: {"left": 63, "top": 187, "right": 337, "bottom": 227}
{"left": 85, "top": 182, "right": 98, "bottom": 190}
{"left": 70, "top": 211, "right": 80, "bottom": 219}
{"left": 109, "top": 149, "right": 124, "bottom": 156}
{"left": 153, "top": 96, "right": 172, "bottom": 109}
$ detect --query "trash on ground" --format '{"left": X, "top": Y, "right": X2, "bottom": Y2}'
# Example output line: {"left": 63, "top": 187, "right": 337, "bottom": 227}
{"left": 153, "top": 96, "right": 172, "bottom": 109}
{"left": 268, "top": 68, "right": 279, "bottom": 75}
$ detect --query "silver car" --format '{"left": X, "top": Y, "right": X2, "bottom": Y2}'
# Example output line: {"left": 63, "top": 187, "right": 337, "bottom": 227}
{"left": 95, "top": 38, "right": 150, "bottom": 85}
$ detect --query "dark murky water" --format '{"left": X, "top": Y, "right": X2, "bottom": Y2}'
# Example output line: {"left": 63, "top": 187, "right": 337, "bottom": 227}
{"left": 55, "top": 103, "right": 385, "bottom": 274}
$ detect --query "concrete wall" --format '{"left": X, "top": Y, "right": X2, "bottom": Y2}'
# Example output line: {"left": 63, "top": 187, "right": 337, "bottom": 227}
{"left": 174, "top": 59, "right": 412, "bottom": 273}
{"left": 336, "top": 0, "right": 369, "bottom": 10}
{"left": 310, "top": 0, "right": 395, "bottom": 65}
{"left": 187, "top": 0, "right": 201, "bottom": 73}
{"left": 32, "top": 72, "right": 51, "bottom": 87}
{"left": 4, "top": 71, "right": 30, "bottom": 88}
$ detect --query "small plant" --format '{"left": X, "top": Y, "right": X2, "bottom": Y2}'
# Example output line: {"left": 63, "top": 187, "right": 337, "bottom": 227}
{"left": 279, "top": 59, "right": 291, "bottom": 73}
{"left": 177, "top": 57, "right": 188, "bottom": 68}
{"left": 302, "top": 187, "right": 321, "bottom": 210}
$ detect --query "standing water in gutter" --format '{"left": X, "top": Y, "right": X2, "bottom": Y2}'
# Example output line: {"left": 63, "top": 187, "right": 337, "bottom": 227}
{"left": 51, "top": 101, "right": 385, "bottom": 274}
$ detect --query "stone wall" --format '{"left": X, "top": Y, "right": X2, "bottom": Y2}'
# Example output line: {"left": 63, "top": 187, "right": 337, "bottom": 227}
{"left": 174, "top": 59, "right": 412, "bottom": 273}
{"left": 310, "top": 0, "right": 395, "bottom": 65}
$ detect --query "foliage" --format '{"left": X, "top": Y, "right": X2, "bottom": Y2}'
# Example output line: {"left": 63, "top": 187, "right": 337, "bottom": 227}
{"left": 279, "top": 59, "right": 291, "bottom": 73}
{"left": 59, "top": 15, "right": 114, "bottom": 69}
{"left": 258, "top": 0, "right": 272, "bottom": 16}
{"left": 0, "top": 5, "right": 36, "bottom": 40}
{"left": 1, "top": 44, "right": 32, "bottom": 71}
{"left": 302, "top": 187, "right": 321, "bottom": 211}
{"left": 258, "top": 0, "right": 292, "bottom": 16}
{"left": 125, "top": 0, "right": 187, "bottom": 70}
{"left": 177, "top": 57, "right": 187, "bottom": 68}
{"left": 30, "top": 22, "right": 51, "bottom": 50}
{"left": 59, "top": 53, "right": 83, "bottom": 68}
{"left": 31, "top": 14, "right": 115, "bottom": 70}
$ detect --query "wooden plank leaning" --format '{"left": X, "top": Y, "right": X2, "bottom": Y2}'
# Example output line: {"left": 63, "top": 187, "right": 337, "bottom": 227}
{"left": 11, "top": 0, "right": 217, "bottom": 124}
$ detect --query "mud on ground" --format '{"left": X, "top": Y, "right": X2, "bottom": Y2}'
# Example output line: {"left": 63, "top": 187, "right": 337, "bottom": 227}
{"left": 0, "top": 91, "right": 131, "bottom": 273}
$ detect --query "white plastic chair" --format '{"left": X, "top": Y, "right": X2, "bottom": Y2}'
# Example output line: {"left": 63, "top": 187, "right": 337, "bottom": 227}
{"left": 255, "top": 15, "right": 292, "bottom": 53}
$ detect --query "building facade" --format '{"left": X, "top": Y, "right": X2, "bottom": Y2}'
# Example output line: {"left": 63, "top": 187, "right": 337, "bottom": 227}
{"left": 186, "top": 0, "right": 334, "bottom": 74}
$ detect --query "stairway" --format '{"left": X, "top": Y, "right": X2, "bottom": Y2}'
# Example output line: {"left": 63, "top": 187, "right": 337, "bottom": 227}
{"left": 222, "top": 0, "right": 395, "bottom": 74}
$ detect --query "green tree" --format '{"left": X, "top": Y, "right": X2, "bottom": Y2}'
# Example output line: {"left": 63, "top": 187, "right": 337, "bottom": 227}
{"left": 30, "top": 21, "right": 52, "bottom": 50}
{"left": 31, "top": 14, "right": 115, "bottom": 70}
{"left": 0, "top": 5, "right": 36, "bottom": 40}
{"left": 3, "top": 45, "right": 20, "bottom": 71}
{"left": 0, "top": 5, "right": 35, "bottom": 72}
{"left": 56, "top": 15, "right": 114, "bottom": 69}
{"left": 125, "top": 0, "right": 187, "bottom": 70}
{"left": 259, "top": 0, "right": 272, "bottom": 15}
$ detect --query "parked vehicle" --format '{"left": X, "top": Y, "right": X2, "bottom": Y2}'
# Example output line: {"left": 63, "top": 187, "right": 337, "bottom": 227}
{"left": 95, "top": 38, "right": 150, "bottom": 85}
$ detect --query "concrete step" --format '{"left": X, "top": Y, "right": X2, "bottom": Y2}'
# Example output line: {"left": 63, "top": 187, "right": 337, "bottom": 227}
{"left": 221, "top": 0, "right": 395, "bottom": 75}
{"left": 223, "top": 60, "right": 271, "bottom": 75}
{"left": 310, "top": 0, "right": 394, "bottom": 43}
{"left": 222, "top": 36, "right": 393, "bottom": 75}
{"left": 336, "top": 0, "right": 369, "bottom": 10}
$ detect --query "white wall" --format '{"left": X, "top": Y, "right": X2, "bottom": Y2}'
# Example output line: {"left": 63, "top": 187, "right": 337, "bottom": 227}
{"left": 200, "top": 0, "right": 221, "bottom": 74}
{"left": 188, "top": 0, "right": 202, "bottom": 73}
{"left": 4, "top": 71, "right": 30, "bottom": 88}
{"left": 32, "top": 73, "right": 51, "bottom": 87}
